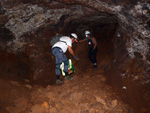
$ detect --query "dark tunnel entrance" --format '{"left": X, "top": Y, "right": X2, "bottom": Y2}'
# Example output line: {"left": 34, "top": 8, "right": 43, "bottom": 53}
{"left": 63, "top": 17, "right": 118, "bottom": 73}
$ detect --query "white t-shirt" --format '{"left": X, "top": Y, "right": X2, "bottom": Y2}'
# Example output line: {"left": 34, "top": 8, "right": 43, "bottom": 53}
{"left": 52, "top": 36, "right": 72, "bottom": 53}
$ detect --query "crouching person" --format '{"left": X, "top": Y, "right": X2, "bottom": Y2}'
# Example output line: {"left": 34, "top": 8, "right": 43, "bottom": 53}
{"left": 51, "top": 33, "right": 79, "bottom": 85}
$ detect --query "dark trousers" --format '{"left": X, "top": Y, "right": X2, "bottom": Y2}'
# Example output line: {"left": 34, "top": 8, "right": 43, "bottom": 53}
{"left": 52, "top": 47, "right": 69, "bottom": 76}
{"left": 88, "top": 47, "right": 97, "bottom": 64}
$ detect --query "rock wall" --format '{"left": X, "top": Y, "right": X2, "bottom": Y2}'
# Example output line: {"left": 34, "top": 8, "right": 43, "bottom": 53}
{"left": 111, "top": 1, "right": 150, "bottom": 85}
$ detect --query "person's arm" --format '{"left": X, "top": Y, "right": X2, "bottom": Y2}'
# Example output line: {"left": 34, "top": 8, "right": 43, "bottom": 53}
{"left": 78, "top": 38, "right": 86, "bottom": 43}
{"left": 68, "top": 46, "right": 79, "bottom": 61}
{"left": 92, "top": 37, "right": 97, "bottom": 49}
{"left": 68, "top": 46, "right": 75, "bottom": 56}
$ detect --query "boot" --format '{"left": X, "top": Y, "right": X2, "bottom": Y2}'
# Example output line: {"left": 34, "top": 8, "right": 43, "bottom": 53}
{"left": 65, "top": 75, "right": 73, "bottom": 80}
{"left": 56, "top": 79, "right": 64, "bottom": 85}
{"left": 93, "top": 63, "right": 97, "bottom": 68}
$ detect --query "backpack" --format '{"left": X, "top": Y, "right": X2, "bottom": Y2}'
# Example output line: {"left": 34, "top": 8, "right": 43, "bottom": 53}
{"left": 50, "top": 34, "right": 62, "bottom": 46}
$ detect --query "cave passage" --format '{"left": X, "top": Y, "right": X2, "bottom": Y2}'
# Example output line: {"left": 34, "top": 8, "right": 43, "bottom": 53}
{"left": 65, "top": 16, "right": 117, "bottom": 73}
{"left": 0, "top": 10, "right": 149, "bottom": 112}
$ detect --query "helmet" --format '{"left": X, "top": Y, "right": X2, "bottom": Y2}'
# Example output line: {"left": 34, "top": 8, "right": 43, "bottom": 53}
{"left": 85, "top": 30, "right": 90, "bottom": 35}
{"left": 71, "top": 33, "right": 78, "bottom": 39}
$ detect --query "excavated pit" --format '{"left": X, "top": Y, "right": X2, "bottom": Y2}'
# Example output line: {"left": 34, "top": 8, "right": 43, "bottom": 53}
{"left": 0, "top": 0, "right": 150, "bottom": 113}
{"left": 1, "top": 18, "right": 149, "bottom": 112}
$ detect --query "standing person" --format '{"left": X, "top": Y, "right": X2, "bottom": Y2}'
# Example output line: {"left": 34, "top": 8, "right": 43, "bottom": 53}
{"left": 51, "top": 33, "right": 79, "bottom": 85}
{"left": 79, "top": 30, "right": 97, "bottom": 68}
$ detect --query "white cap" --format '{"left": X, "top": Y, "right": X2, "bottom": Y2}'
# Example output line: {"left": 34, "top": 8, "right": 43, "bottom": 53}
{"left": 71, "top": 33, "right": 78, "bottom": 39}
{"left": 85, "top": 30, "right": 90, "bottom": 35}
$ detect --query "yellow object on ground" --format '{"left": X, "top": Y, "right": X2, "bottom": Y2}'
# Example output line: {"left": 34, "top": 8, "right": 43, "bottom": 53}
{"left": 60, "top": 59, "right": 75, "bottom": 76}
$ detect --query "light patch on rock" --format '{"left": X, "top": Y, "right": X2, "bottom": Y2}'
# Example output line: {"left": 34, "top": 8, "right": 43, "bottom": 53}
{"left": 4, "top": 4, "right": 85, "bottom": 39}
{"left": 127, "top": 35, "right": 149, "bottom": 59}
{"left": 111, "top": 99, "right": 118, "bottom": 107}
{"left": 10, "top": 81, "right": 20, "bottom": 86}
{"left": 30, "top": 104, "right": 49, "bottom": 113}
{"left": 95, "top": 96, "right": 106, "bottom": 105}
{"left": 41, "top": 102, "right": 50, "bottom": 109}
{"left": 24, "top": 79, "right": 30, "bottom": 83}
{"left": 2, "top": 3, "right": 85, "bottom": 53}
{"left": 125, "top": 2, "right": 150, "bottom": 59}
{"left": 24, "top": 84, "right": 32, "bottom": 89}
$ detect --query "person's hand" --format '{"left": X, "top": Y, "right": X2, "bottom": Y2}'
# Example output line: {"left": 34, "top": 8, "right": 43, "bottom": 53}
{"left": 78, "top": 40, "right": 81, "bottom": 43}
{"left": 92, "top": 48, "right": 95, "bottom": 52}
{"left": 74, "top": 56, "right": 79, "bottom": 61}
{"left": 78, "top": 39, "right": 86, "bottom": 43}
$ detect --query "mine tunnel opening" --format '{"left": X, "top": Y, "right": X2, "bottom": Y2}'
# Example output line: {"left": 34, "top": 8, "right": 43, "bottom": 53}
{"left": 23, "top": 13, "right": 119, "bottom": 87}
{"left": 64, "top": 17, "right": 118, "bottom": 74}
{"left": 0, "top": 12, "right": 119, "bottom": 87}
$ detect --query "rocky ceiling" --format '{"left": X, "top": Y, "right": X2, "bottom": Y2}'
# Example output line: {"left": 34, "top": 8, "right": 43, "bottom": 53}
{"left": 0, "top": 0, "right": 118, "bottom": 38}
{"left": 0, "top": 0, "right": 149, "bottom": 53}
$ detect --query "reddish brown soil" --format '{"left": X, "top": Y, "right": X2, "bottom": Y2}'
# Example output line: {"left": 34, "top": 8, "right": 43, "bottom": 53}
{"left": 0, "top": 66, "right": 131, "bottom": 113}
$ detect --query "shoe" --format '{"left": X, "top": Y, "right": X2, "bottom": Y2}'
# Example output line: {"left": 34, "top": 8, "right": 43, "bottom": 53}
{"left": 65, "top": 75, "right": 73, "bottom": 80}
{"left": 56, "top": 79, "right": 64, "bottom": 85}
{"left": 93, "top": 63, "right": 97, "bottom": 68}
{"left": 93, "top": 65, "right": 97, "bottom": 68}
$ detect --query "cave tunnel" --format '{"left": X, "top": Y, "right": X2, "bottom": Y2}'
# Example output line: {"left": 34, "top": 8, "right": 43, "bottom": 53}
{"left": 64, "top": 15, "right": 118, "bottom": 73}
{"left": 0, "top": 0, "right": 150, "bottom": 113}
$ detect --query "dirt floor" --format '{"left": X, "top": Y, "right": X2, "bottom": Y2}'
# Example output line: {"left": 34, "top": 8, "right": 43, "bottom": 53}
{"left": 0, "top": 67, "right": 132, "bottom": 113}
{"left": 0, "top": 34, "right": 150, "bottom": 113}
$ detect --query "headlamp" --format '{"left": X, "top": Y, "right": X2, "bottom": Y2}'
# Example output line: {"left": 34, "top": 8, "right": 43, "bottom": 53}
{"left": 85, "top": 34, "right": 88, "bottom": 37}
{"left": 73, "top": 38, "right": 77, "bottom": 42}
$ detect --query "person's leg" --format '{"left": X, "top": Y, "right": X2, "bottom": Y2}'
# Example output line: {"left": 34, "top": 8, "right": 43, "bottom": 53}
{"left": 62, "top": 54, "right": 69, "bottom": 74}
{"left": 52, "top": 48, "right": 64, "bottom": 85}
{"left": 88, "top": 49, "right": 93, "bottom": 63}
{"left": 92, "top": 47, "right": 98, "bottom": 67}
{"left": 62, "top": 54, "right": 73, "bottom": 80}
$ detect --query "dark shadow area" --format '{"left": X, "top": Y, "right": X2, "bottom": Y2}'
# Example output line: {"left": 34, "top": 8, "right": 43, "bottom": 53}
{"left": 0, "top": 48, "right": 32, "bottom": 82}
{"left": 0, "top": 27, "right": 14, "bottom": 44}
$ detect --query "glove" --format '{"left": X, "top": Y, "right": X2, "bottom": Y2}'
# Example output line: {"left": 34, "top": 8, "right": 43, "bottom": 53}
{"left": 74, "top": 56, "right": 79, "bottom": 61}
